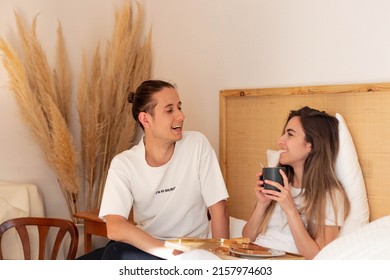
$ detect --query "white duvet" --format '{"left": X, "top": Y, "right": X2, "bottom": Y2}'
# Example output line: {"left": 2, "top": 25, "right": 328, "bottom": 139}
{"left": 314, "top": 215, "right": 390, "bottom": 260}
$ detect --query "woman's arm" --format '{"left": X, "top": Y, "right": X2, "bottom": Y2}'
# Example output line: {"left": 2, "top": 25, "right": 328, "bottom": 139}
{"left": 242, "top": 172, "right": 272, "bottom": 241}
{"left": 285, "top": 210, "right": 340, "bottom": 259}
{"left": 208, "top": 200, "right": 229, "bottom": 238}
{"left": 104, "top": 214, "right": 181, "bottom": 259}
{"left": 242, "top": 200, "right": 269, "bottom": 241}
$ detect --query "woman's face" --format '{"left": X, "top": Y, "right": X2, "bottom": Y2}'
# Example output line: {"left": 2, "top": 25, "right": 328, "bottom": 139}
{"left": 278, "top": 116, "right": 312, "bottom": 169}
{"left": 145, "top": 87, "right": 185, "bottom": 143}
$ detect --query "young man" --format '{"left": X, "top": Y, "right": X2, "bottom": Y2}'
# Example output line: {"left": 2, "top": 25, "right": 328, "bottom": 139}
{"left": 98, "top": 80, "right": 229, "bottom": 260}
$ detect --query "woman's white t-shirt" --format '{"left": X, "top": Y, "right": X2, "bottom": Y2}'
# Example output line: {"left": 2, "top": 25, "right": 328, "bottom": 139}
{"left": 254, "top": 186, "right": 345, "bottom": 254}
{"left": 99, "top": 131, "right": 229, "bottom": 240}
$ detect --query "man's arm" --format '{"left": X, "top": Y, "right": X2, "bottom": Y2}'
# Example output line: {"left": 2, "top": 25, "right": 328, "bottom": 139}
{"left": 104, "top": 214, "right": 181, "bottom": 259}
{"left": 208, "top": 200, "right": 229, "bottom": 238}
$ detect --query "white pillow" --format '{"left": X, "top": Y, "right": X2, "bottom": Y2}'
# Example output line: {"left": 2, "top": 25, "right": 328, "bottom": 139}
{"left": 335, "top": 113, "right": 370, "bottom": 236}
{"left": 229, "top": 216, "right": 247, "bottom": 238}
{"left": 314, "top": 215, "right": 390, "bottom": 259}
{"left": 207, "top": 216, "right": 247, "bottom": 238}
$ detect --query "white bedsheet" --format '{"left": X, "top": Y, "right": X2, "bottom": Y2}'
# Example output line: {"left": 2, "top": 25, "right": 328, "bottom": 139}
{"left": 314, "top": 215, "right": 390, "bottom": 260}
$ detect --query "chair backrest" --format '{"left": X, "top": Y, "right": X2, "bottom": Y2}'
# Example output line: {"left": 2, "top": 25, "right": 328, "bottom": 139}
{"left": 0, "top": 217, "right": 79, "bottom": 260}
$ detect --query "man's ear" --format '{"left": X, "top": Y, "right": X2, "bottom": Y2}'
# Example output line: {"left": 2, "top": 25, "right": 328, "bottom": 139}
{"left": 138, "top": 112, "right": 149, "bottom": 128}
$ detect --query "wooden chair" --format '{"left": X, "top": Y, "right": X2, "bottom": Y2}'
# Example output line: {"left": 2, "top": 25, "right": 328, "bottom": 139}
{"left": 0, "top": 217, "right": 79, "bottom": 260}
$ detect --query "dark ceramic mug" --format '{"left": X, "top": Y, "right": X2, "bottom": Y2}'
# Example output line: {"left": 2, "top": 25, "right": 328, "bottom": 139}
{"left": 261, "top": 167, "right": 286, "bottom": 192}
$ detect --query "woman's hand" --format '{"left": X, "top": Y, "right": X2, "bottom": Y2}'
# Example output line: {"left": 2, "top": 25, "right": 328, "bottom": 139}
{"left": 254, "top": 171, "right": 272, "bottom": 207}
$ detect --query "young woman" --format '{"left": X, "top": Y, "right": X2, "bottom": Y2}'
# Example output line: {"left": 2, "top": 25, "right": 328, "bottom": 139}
{"left": 242, "top": 106, "right": 350, "bottom": 259}
{"left": 98, "top": 80, "right": 229, "bottom": 260}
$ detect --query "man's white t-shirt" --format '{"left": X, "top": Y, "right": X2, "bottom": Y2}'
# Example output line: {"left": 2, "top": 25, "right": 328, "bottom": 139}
{"left": 99, "top": 131, "right": 229, "bottom": 240}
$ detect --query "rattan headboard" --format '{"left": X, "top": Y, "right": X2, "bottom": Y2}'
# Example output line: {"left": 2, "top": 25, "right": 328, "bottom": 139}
{"left": 219, "top": 82, "right": 390, "bottom": 222}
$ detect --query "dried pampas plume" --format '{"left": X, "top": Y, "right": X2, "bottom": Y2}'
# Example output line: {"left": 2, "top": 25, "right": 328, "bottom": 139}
{"left": 0, "top": 0, "right": 152, "bottom": 218}
{"left": 0, "top": 15, "right": 80, "bottom": 219}
{"left": 78, "top": 0, "right": 152, "bottom": 209}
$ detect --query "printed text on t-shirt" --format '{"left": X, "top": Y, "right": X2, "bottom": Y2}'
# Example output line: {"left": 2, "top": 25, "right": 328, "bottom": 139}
{"left": 155, "top": 187, "right": 176, "bottom": 195}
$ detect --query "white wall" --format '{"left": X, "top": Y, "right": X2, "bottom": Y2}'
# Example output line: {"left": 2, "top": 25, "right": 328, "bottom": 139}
{"left": 2, "top": 0, "right": 390, "bottom": 219}
{"left": 142, "top": 0, "right": 390, "bottom": 149}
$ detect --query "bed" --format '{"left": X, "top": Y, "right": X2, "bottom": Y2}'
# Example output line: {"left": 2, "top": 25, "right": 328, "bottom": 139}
{"left": 219, "top": 82, "right": 390, "bottom": 259}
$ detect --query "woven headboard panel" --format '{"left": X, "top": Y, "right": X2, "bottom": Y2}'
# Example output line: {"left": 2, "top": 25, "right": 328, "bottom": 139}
{"left": 219, "top": 82, "right": 390, "bottom": 222}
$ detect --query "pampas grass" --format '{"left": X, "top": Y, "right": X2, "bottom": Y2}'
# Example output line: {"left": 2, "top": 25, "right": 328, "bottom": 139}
{"left": 78, "top": 0, "right": 152, "bottom": 209}
{"left": 53, "top": 22, "right": 72, "bottom": 125}
{"left": 48, "top": 99, "right": 80, "bottom": 216}
{"left": 94, "top": 0, "right": 152, "bottom": 204}
{"left": 0, "top": 14, "right": 80, "bottom": 219}
{"left": 77, "top": 47, "right": 105, "bottom": 210}
{"left": 0, "top": 38, "right": 52, "bottom": 151}
{"left": 0, "top": 0, "right": 151, "bottom": 217}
